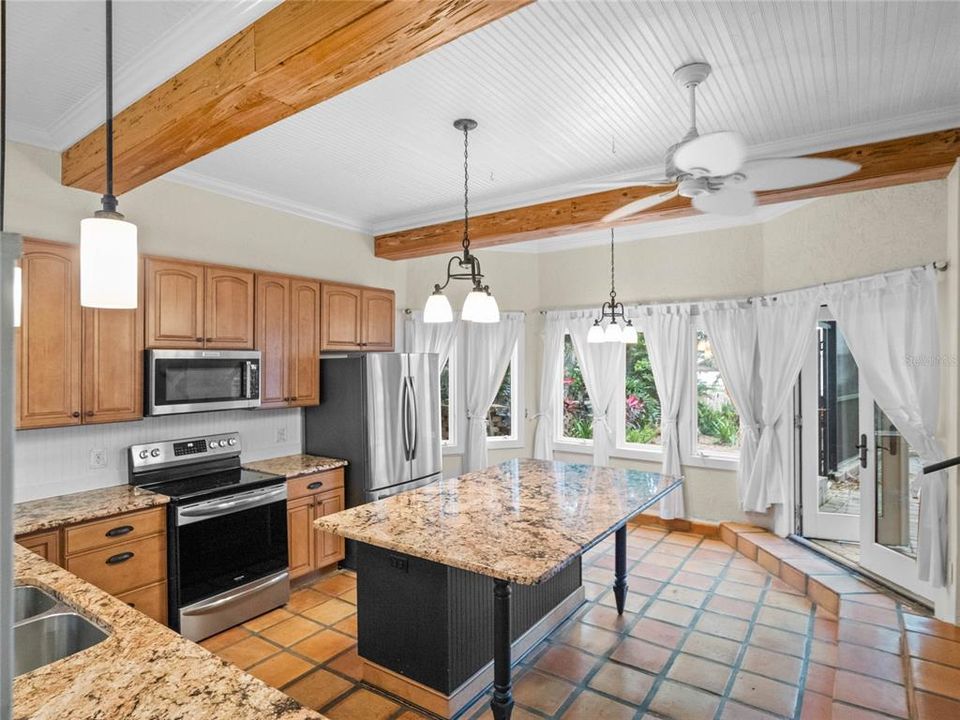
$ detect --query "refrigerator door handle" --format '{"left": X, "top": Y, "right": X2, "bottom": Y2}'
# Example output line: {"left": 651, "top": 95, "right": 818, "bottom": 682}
{"left": 409, "top": 375, "right": 419, "bottom": 460}
{"left": 400, "top": 376, "right": 411, "bottom": 461}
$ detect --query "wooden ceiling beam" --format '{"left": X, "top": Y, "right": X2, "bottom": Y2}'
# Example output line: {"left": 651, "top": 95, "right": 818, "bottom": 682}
{"left": 61, "top": 0, "right": 533, "bottom": 195}
{"left": 374, "top": 127, "right": 960, "bottom": 260}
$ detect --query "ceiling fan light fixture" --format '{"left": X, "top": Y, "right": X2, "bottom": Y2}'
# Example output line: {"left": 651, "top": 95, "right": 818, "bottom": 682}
{"left": 423, "top": 289, "right": 453, "bottom": 323}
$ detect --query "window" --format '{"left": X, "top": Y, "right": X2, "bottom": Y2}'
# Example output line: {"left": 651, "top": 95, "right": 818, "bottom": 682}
{"left": 624, "top": 334, "right": 662, "bottom": 446}
{"left": 695, "top": 329, "right": 740, "bottom": 454}
{"left": 561, "top": 334, "right": 593, "bottom": 441}
{"left": 487, "top": 342, "right": 522, "bottom": 444}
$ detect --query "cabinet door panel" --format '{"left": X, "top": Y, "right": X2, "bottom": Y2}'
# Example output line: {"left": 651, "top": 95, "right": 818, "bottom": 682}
{"left": 361, "top": 289, "right": 395, "bottom": 350}
{"left": 316, "top": 489, "right": 345, "bottom": 568}
{"left": 289, "top": 279, "right": 320, "bottom": 406}
{"left": 144, "top": 258, "right": 204, "bottom": 348}
{"left": 82, "top": 305, "right": 143, "bottom": 424}
{"left": 320, "top": 284, "right": 362, "bottom": 350}
{"left": 287, "top": 496, "right": 316, "bottom": 580}
{"left": 17, "top": 241, "right": 82, "bottom": 429}
{"left": 255, "top": 274, "right": 290, "bottom": 408}
{"left": 204, "top": 266, "right": 254, "bottom": 348}
{"left": 16, "top": 531, "right": 61, "bottom": 565}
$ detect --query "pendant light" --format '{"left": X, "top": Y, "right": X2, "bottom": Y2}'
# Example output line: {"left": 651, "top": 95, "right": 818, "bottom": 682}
{"left": 423, "top": 119, "right": 499, "bottom": 324}
{"left": 80, "top": 0, "right": 138, "bottom": 309}
{"left": 588, "top": 229, "right": 637, "bottom": 344}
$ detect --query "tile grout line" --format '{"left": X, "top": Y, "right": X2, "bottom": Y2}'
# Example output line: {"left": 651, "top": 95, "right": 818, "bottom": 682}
{"left": 789, "top": 599, "right": 819, "bottom": 720}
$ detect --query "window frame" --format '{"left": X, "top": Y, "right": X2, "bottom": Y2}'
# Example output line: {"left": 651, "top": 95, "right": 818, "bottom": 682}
{"left": 486, "top": 338, "right": 525, "bottom": 450}
{"left": 686, "top": 319, "right": 740, "bottom": 470}
{"left": 440, "top": 339, "right": 462, "bottom": 454}
{"left": 553, "top": 330, "right": 595, "bottom": 453}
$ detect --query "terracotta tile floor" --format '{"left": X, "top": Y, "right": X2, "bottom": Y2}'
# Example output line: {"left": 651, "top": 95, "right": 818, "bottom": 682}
{"left": 200, "top": 524, "right": 960, "bottom": 719}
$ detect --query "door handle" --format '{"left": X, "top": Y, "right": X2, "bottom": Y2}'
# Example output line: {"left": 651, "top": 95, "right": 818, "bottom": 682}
{"left": 856, "top": 433, "right": 868, "bottom": 469}
{"left": 400, "top": 377, "right": 411, "bottom": 461}
{"left": 408, "top": 376, "right": 419, "bottom": 460}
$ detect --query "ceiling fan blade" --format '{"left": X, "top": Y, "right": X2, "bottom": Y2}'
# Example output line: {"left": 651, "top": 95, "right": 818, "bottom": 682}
{"left": 674, "top": 131, "right": 746, "bottom": 177}
{"left": 603, "top": 188, "right": 679, "bottom": 222}
{"left": 735, "top": 157, "right": 860, "bottom": 191}
{"left": 578, "top": 179, "right": 675, "bottom": 191}
{"left": 692, "top": 188, "right": 757, "bottom": 216}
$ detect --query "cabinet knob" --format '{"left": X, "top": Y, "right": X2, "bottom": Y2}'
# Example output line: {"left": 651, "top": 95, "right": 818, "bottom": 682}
{"left": 71, "top": 411, "right": 80, "bottom": 418}
{"left": 85, "top": 411, "right": 95, "bottom": 417}
{"left": 205, "top": 337, "right": 213, "bottom": 342}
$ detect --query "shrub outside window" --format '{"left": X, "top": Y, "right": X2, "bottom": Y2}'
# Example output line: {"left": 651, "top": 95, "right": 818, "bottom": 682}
{"left": 695, "top": 329, "right": 741, "bottom": 454}
{"left": 624, "top": 334, "right": 662, "bottom": 446}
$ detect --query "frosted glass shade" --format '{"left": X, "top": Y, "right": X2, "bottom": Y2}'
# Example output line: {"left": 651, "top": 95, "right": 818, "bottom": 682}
{"left": 423, "top": 291, "right": 453, "bottom": 323}
{"left": 604, "top": 322, "right": 623, "bottom": 342}
{"left": 462, "top": 289, "right": 499, "bottom": 323}
{"left": 587, "top": 322, "right": 604, "bottom": 343}
{"left": 622, "top": 322, "right": 638, "bottom": 344}
{"left": 478, "top": 292, "right": 500, "bottom": 323}
{"left": 13, "top": 266, "right": 22, "bottom": 328}
{"left": 80, "top": 216, "right": 138, "bottom": 308}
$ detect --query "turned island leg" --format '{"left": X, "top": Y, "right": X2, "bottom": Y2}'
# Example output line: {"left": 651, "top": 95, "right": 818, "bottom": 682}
{"left": 613, "top": 524, "right": 628, "bottom": 615}
{"left": 491, "top": 579, "right": 514, "bottom": 720}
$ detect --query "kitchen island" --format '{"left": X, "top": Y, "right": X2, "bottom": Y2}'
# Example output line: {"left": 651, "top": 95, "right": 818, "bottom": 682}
{"left": 315, "top": 458, "right": 682, "bottom": 720}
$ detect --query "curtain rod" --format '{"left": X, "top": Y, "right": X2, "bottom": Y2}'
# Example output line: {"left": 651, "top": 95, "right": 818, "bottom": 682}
{"left": 536, "top": 260, "right": 949, "bottom": 315}
{"left": 403, "top": 308, "right": 527, "bottom": 315}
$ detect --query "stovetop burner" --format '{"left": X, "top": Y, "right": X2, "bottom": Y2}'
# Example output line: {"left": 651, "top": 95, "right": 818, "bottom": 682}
{"left": 141, "top": 467, "right": 283, "bottom": 503}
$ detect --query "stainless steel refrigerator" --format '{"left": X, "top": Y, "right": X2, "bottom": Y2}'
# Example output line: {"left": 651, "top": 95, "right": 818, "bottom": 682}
{"left": 303, "top": 353, "right": 442, "bottom": 565}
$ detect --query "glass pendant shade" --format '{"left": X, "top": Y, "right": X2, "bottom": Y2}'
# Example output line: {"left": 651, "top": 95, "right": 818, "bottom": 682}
{"left": 479, "top": 292, "right": 500, "bottom": 323}
{"left": 587, "top": 321, "right": 604, "bottom": 344}
{"left": 462, "top": 288, "right": 499, "bottom": 323}
{"left": 423, "top": 291, "right": 453, "bottom": 323}
{"left": 604, "top": 321, "right": 623, "bottom": 343}
{"left": 80, "top": 215, "right": 138, "bottom": 308}
{"left": 622, "top": 322, "right": 638, "bottom": 344}
{"left": 13, "top": 266, "right": 22, "bottom": 328}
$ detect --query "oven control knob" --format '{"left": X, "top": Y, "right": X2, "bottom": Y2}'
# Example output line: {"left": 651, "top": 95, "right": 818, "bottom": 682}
{"left": 139, "top": 450, "right": 149, "bottom": 460}
{"left": 150, "top": 448, "right": 160, "bottom": 458}
{"left": 228, "top": 438, "right": 237, "bottom": 446}
{"left": 210, "top": 440, "right": 220, "bottom": 448}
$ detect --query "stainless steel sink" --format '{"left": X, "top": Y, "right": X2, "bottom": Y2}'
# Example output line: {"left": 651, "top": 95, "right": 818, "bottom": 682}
{"left": 14, "top": 612, "right": 109, "bottom": 676}
{"left": 13, "top": 585, "right": 110, "bottom": 677}
{"left": 14, "top": 585, "right": 58, "bottom": 622}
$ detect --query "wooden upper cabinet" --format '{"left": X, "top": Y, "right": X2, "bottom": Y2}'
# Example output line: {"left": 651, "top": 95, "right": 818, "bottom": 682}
{"left": 82, "top": 305, "right": 143, "bottom": 424}
{"left": 321, "top": 283, "right": 394, "bottom": 352}
{"left": 320, "top": 284, "right": 362, "bottom": 350}
{"left": 288, "top": 279, "right": 321, "bottom": 406}
{"left": 255, "top": 274, "right": 290, "bottom": 408}
{"left": 144, "top": 257, "right": 204, "bottom": 347}
{"left": 204, "top": 266, "right": 255, "bottom": 348}
{"left": 17, "top": 240, "right": 82, "bottom": 429}
{"left": 361, "top": 288, "right": 395, "bottom": 350}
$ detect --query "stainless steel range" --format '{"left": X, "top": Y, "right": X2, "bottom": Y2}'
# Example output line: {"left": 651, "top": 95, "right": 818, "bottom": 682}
{"left": 128, "top": 432, "right": 289, "bottom": 641}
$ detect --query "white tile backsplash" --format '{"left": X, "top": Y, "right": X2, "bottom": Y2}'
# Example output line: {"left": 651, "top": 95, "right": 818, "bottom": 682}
{"left": 13, "top": 408, "right": 303, "bottom": 502}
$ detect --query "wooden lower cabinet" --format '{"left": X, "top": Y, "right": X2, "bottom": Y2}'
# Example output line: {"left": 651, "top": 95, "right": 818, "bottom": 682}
{"left": 286, "top": 469, "right": 346, "bottom": 579}
{"left": 17, "top": 530, "right": 61, "bottom": 564}
{"left": 116, "top": 581, "right": 168, "bottom": 625}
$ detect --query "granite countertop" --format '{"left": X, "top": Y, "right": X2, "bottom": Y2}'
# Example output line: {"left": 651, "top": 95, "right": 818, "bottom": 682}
{"left": 243, "top": 454, "right": 348, "bottom": 480}
{"left": 14, "top": 485, "right": 170, "bottom": 537}
{"left": 13, "top": 544, "right": 324, "bottom": 720}
{"left": 314, "top": 458, "right": 682, "bottom": 585}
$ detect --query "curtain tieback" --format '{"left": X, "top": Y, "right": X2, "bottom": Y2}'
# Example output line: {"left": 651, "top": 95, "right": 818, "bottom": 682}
{"left": 466, "top": 411, "right": 489, "bottom": 425}
{"left": 592, "top": 415, "right": 613, "bottom": 433}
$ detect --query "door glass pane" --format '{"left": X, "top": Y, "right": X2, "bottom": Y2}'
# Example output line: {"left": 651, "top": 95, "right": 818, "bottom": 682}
{"left": 874, "top": 405, "right": 920, "bottom": 559}
{"left": 817, "top": 321, "right": 860, "bottom": 516}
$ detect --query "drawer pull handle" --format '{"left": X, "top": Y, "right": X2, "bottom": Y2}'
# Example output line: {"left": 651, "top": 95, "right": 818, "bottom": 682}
{"left": 106, "top": 525, "right": 134, "bottom": 538}
{"left": 307, "top": 481, "right": 323, "bottom": 490}
{"left": 106, "top": 551, "right": 135, "bottom": 565}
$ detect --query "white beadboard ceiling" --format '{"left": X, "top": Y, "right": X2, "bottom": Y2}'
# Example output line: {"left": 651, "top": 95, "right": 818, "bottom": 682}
{"left": 7, "top": 0, "right": 960, "bottom": 244}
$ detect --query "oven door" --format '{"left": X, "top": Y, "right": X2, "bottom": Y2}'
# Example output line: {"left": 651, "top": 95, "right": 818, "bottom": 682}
{"left": 174, "top": 485, "right": 288, "bottom": 609}
{"left": 148, "top": 349, "right": 261, "bottom": 416}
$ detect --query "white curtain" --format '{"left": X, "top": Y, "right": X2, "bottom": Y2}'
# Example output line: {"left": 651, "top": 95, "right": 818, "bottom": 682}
{"left": 403, "top": 311, "right": 460, "bottom": 368}
{"left": 699, "top": 301, "right": 761, "bottom": 510}
{"left": 636, "top": 305, "right": 690, "bottom": 519}
{"left": 533, "top": 313, "right": 564, "bottom": 460}
{"left": 746, "top": 290, "right": 821, "bottom": 513}
{"left": 825, "top": 267, "right": 947, "bottom": 587}
{"left": 568, "top": 313, "right": 625, "bottom": 466}
{"left": 463, "top": 313, "right": 524, "bottom": 472}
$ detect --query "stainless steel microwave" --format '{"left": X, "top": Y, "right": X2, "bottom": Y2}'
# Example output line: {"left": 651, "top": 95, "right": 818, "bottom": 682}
{"left": 146, "top": 350, "right": 261, "bottom": 416}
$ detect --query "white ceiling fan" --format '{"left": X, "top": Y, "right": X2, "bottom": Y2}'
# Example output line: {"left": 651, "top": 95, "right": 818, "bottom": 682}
{"left": 598, "top": 62, "right": 861, "bottom": 223}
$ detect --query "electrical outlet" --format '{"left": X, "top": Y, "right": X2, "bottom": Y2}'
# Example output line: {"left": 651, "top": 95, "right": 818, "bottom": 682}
{"left": 89, "top": 449, "right": 107, "bottom": 470}
{"left": 276, "top": 427, "right": 287, "bottom": 443}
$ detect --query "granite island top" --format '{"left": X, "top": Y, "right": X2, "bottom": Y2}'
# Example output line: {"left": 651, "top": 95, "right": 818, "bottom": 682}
{"left": 314, "top": 458, "right": 682, "bottom": 585}
{"left": 14, "top": 485, "right": 170, "bottom": 537}
{"left": 243, "top": 454, "right": 348, "bottom": 479}
{"left": 13, "top": 544, "right": 323, "bottom": 720}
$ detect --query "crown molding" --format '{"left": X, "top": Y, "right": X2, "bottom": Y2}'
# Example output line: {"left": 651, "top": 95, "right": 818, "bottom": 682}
{"left": 165, "top": 169, "right": 372, "bottom": 235}
{"left": 6, "top": 119, "right": 55, "bottom": 149}
{"left": 41, "top": 0, "right": 283, "bottom": 150}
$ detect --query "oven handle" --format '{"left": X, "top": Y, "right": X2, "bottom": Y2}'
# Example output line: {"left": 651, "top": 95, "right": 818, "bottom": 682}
{"left": 180, "top": 572, "right": 289, "bottom": 616}
{"left": 245, "top": 361, "right": 254, "bottom": 399}
{"left": 177, "top": 485, "right": 287, "bottom": 525}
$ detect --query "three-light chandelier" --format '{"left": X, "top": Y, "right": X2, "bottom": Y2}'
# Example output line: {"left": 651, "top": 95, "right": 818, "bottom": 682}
{"left": 423, "top": 119, "right": 499, "bottom": 324}
{"left": 588, "top": 229, "right": 637, "bottom": 344}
